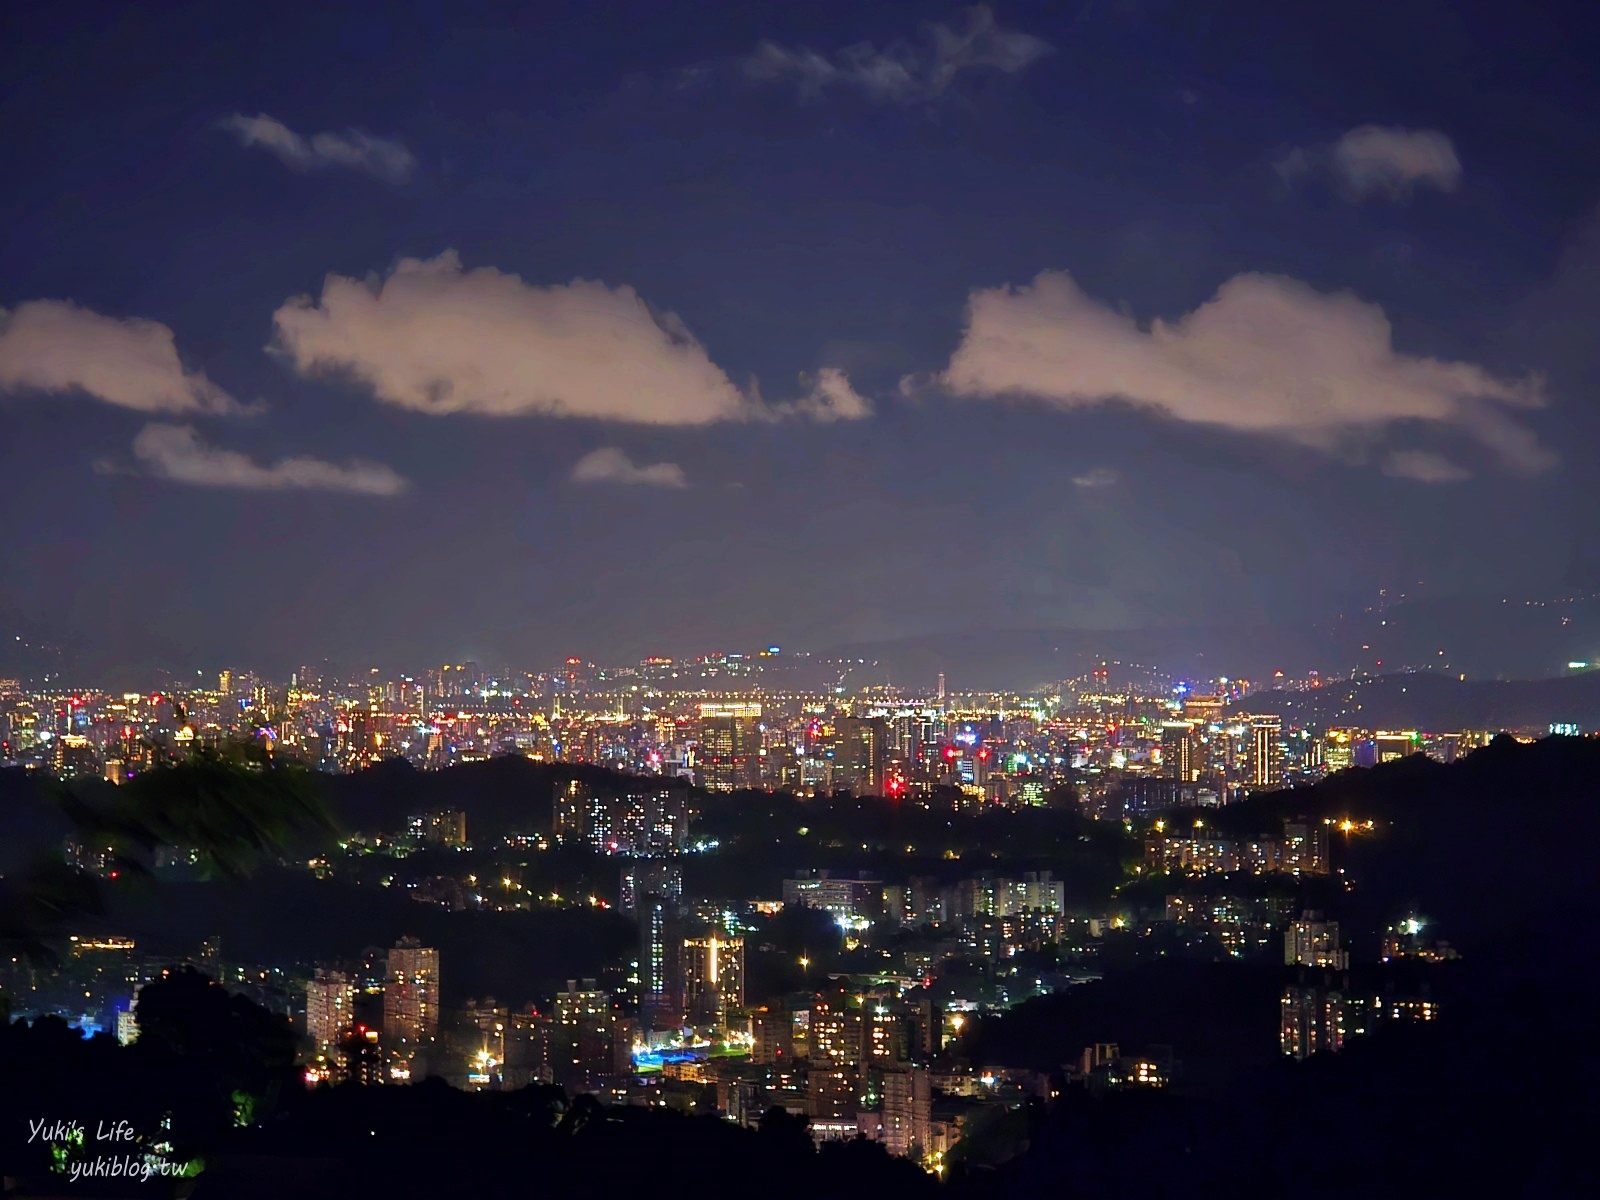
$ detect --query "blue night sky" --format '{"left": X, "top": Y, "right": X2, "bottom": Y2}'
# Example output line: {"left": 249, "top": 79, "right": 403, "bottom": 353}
{"left": 3, "top": 1, "right": 1599, "bottom": 680}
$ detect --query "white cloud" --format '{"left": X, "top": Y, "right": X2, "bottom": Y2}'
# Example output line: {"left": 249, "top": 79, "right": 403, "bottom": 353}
{"left": 1071, "top": 466, "right": 1120, "bottom": 488}
{"left": 1279, "top": 126, "right": 1461, "bottom": 201}
{"left": 742, "top": 5, "right": 1051, "bottom": 104}
{"left": 570, "top": 447, "right": 688, "bottom": 488}
{"left": 770, "top": 368, "right": 874, "bottom": 422}
{"left": 128, "top": 423, "right": 408, "bottom": 495}
{"left": 933, "top": 270, "right": 1551, "bottom": 475}
{"left": 0, "top": 300, "right": 236, "bottom": 413}
{"left": 271, "top": 250, "right": 867, "bottom": 426}
{"left": 222, "top": 113, "right": 416, "bottom": 183}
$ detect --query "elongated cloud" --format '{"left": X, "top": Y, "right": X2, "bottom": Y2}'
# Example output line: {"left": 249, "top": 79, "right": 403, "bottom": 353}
{"left": 271, "top": 250, "right": 867, "bottom": 426}
{"left": 0, "top": 300, "right": 235, "bottom": 413}
{"left": 570, "top": 447, "right": 688, "bottom": 488}
{"left": 742, "top": 5, "right": 1051, "bottom": 103}
{"left": 222, "top": 113, "right": 416, "bottom": 183}
{"left": 129, "top": 423, "right": 408, "bottom": 495}
{"left": 1280, "top": 126, "right": 1461, "bottom": 201}
{"left": 934, "top": 270, "right": 1550, "bottom": 476}
{"left": 1072, "top": 466, "right": 1120, "bottom": 489}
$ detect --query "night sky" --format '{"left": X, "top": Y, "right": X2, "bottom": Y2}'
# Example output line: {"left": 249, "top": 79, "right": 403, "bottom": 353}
{"left": 3, "top": 1, "right": 1599, "bottom": 681}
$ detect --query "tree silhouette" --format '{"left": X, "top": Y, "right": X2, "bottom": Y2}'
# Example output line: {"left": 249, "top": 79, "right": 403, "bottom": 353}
{"left": 0, "top": 743, "right": 336, "bottom": 963}
{"left": 130, "top": 966, "right": 299, "bottom": 1158}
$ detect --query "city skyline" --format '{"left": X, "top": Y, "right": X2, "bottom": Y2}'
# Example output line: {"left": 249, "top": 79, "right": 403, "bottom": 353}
{"left": 1, "top": 5, "right": 1595, "bottom": 1191}
{"left": 5, "top": 1, "right": 1600, "bottom": 679}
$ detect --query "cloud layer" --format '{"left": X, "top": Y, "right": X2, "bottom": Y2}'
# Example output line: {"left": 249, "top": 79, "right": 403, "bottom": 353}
{"left": 742, "top": 5, "right": 1051, "bottom": 103}
{"left": 0, "top": 300, "right": 235, "bottom": 413}
{"left": 1280, "top": 126, "right": 1462, "bottom": 201}
{"left": 222, "top": 113, "right": 417, "bottom": 183}
{"left": 935, "top": 270, "right": 1549, "bottom": 476}
{"left": 272, "top": 250, "right": 866, "bottom": 426}
{"left": 570, "top": 447, "right": 688, "bottom": 488}
{"left": 128, "top": 423, "right": 408, "bottom": 495}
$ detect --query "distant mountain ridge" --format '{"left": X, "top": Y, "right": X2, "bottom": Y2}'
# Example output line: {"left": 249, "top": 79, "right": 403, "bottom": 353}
{"left": 1233, "top": 669, "right": 1600, "bottom": 731}
{"left": 819, "top": 591, "right": 1600, "bottom": 691}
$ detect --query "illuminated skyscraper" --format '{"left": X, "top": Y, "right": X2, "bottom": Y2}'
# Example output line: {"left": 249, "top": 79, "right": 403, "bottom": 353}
{"left": 407, "top": 810, "right": 468, "bottom": 847}
{"left": 888, "top": 707, "right": 945, "bottom": 773}
{"left": 553, "top": 781, "right": 688, "bottom": 854}
{"left": 1247, "top": 716, "right": 1284, "bottom": 789}
{"left": 554, "top": 978, "right": 610, "bottom": 1026}
{"left": 835, "top": 716, "right": 888, "bottom": 795}
{"left": 681, "top": 933, "right": 745, "bottom": 1029}
{"left": 1281, "top": 820, "right": 1330, "bottom": 875}
{"left": 1284, "top": 911, "right": 1350, "bottom": 969}
{"left": 782, "top": 871, "right": 883, "bottom": 924}
{"left": 696, "top": 702, "right": 762, "bottom": 791}
{"left": 751, "top": 1006, "right": 794, "bottom": 1065}
{"left": 620, "top": 860, "right": 683, "bottom": 915}
{"left": 807, "top": 999, "right": 864, "bottom": 1118}
{"left": 1281, "top": 975, "right": 1367, "bottom": 1059}
{"left": 305, "top": 968, "right": 355, "bottom": 1053}
{"left": 881, "top": 1063, "right": 932, "bottom": 1159}
{"left": 1323, "top": 728, "right": 1354, "bottom": 772}
{"left": 1161, "top": 721, "right": 1202, "bottom": 783}
{"left": 383, "top": 937, "right": 440, "bottom": 1044}
{"left": 638, "top": 896, "right": 684, "bottom": 1031}
{"left": 1374, "top": 731, "right": 1419, "bottom": 763}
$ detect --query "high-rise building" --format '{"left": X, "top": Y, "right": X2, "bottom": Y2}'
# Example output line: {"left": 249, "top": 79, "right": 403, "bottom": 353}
{"left": 620, "top": 860, "right": 684, "bottom": 916}
{"left": 997, "top": 871, "right": 1065, "bottom": 916}
{"left": 782, "top": 871, "right": 883, "bottom": 925}
{"left": 834, "top": 716, "right": 888, "bottom": 795}
{"left": 338, "top": 1025, "right": 385, "bottom": 1086}
{"left": 305, "top": 968, "right": 355, "bottom": 1052}
{"left": 1323, "top": 729, "right": 1355, "bottom": 772}
{"left": 1285, "top": 912, "right": 1350, "bottom": 970}
{"left": 383, "top": 937, "right": 440, "bottom": 1044}
{"left": 638, "top": 896, "right": 684, "bottom": 1032}
{"left": 1246, "top": 716, "right": 1284, "bottom": 789}
{"left": 554, "top": 978, "right": 610, "bottom": 1027}
{"left": 1281, "top": 820, "right": 1330, "bottom": 875}
{"left": 547, "top": 979, "right": 622, "bottom": 1091}
{"left": 807, "top": 999, "right": 864, "bottom": 1118}
{"left": 1161, "top": 721, "right": 1202, "bottom": 783}
{"left": 406, "top": 810, "right": 468, "bottom": 847}
{"left": 751, "top": 1005, "right": 794, "bottom": 1066}
{"left": 553, "top": 782, "right": 689, "bottom": 854}
{"left": 681, "top": 934, "right": 745, "bottom": 1029}
{"left": 881, "top": 1063, "right": 932, "bottom": 1159}
{"left": 696, "top": 702, "right": 762, "bottom": 791}
{"left": 1374, "top": 731, "right": 1419, "bottom": 763}
{"left": 1280, "top": 976, "right": 1367, "bottom": 1059}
